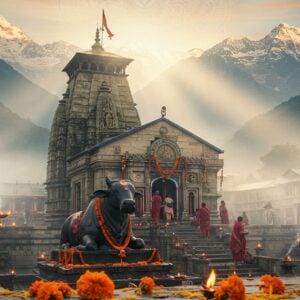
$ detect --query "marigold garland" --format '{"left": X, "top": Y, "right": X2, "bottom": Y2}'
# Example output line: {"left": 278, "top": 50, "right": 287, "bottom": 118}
{"left": 259, "top": 275, "right": 285, "bottom": 294}
{"left": 76, "top": 270, "right": 115, "bottom": 300}
{"left": 58, "top": 247, "right": 88, "bottom": 266}
{"left": 153, "top": 155, "right": 182, "bottom": 179}
{"left": 95, "top": 197, "right": 132, "bottom": 257}
{"left": 137, "top": 276, "right": 156, "bottom": 295}
{"left": 215, "top": 273, "right": 246, "bottom": 300}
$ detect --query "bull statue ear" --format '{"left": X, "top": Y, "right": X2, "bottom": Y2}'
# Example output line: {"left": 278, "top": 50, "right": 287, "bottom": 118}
{"left": 105, "top": 176, "right": 112, "bottom": 188}
{"left": 94, "top": 190, "right": 110, "bottom": 198}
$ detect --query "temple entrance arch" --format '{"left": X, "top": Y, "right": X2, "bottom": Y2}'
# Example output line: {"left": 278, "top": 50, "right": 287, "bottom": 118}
{"left": 151, "top": 177, "right": 178, "bottom": 219}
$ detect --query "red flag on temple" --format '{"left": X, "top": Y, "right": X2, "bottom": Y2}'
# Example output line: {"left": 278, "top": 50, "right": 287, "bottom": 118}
{"left": 102, "top": 10, "right": 114, "bottom": 39}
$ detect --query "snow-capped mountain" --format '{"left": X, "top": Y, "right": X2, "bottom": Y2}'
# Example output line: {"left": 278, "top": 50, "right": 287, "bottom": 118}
{"left": 134, "top": 23, "right": 300, "bottom": 146}
{"left": 203, "top": 23, "right": 300, "bottom": 99}
{"left": 0, "top": 16, "right": 81, "bottom": 95}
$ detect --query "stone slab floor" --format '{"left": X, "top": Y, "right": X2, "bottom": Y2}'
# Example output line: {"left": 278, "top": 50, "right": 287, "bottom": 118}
{"left": 1, "top": 276, "right": 300, "bottom": 299}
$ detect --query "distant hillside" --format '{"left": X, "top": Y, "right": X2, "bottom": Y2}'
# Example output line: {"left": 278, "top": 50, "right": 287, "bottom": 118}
{"left": 0, "top": 102, "right": 49, "bottom": 181}
{"left": 0, "top": 59, "right": 58, "bottom": 127}
{"left": 225, "top": 95, "right": 300, "bottom": 174}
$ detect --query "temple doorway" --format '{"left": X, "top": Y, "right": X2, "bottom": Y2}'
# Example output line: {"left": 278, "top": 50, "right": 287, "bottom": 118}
{"left": 152, "top": 178, "right": 178, "bottom": 219}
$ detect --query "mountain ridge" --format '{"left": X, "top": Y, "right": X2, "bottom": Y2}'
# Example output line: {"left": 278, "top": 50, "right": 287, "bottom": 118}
{"left": 224, "top": 95, "right": 300, "bottom": 174}
{"left": 0, "top": 59, "right": 59, "bottom": 127}
{"left": 0, "top": 101, "right": 49, "bottom": 182}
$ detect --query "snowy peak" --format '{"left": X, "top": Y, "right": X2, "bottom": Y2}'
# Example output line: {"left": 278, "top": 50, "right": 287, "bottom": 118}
{"left": 267, "top": 23, "right": 300, "bottom": 44}
{"left": 0, "top": 16, "right": 31, "bottom": 41}
{"left": 204, "top": 23, "right": 300, "bottom": 59}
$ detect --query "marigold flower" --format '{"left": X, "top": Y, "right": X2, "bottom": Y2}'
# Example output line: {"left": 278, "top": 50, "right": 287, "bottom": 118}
{"left": 138, "top": 276, "right": 155, "bottom": 295}
{"left": 76, "top": 270, "right": 115, "bottom": 300}
{"left": 29, "top": 280, "right": 45, "bottom": 297}
{"left": 36, "top": 282, "right": 64, "bottom": 300}
{"left": 259, "top": 274, "right": 285, "bottom": 294}
{"left": 56, "top": 281, "right": 72, "bottom": 297}
{"left": 215, "top": 274, "right": 245, "bottom": 300}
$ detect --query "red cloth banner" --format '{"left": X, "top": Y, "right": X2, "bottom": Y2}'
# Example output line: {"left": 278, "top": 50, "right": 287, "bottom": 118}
{"left": 102, "top": 10, "right": 114, "bottom": 39}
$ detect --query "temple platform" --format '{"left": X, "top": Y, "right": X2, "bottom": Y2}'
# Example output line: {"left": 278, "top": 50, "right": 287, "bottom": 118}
{"left": 38, "top": 248, "right": 203, "bottom": 288}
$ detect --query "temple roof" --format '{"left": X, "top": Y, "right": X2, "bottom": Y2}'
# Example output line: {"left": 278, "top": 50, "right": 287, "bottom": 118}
{"left": 63, "top": 28, "right": 133, "bottom": 73}
{"left": 68, "top": 117, "right": 224, "bottom": 161}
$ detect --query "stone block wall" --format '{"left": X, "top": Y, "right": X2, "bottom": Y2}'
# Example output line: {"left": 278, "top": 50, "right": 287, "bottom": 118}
{"left": 0, "top": 227, "right": 60, "bottom": 273}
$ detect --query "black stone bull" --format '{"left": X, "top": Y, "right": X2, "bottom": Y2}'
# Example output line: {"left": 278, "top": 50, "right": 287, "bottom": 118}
{"left": 60, "top": 178, "right": 145, "bottom": 251}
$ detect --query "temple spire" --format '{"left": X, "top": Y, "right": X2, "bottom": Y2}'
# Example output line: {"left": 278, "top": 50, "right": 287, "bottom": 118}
{"left": 91, "top": 27, "right": 104, "bottom": 52}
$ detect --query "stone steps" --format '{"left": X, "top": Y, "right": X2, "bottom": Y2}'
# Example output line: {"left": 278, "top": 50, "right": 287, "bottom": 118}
{"left": 166, "top": 223, "right": 264, "bottom": 278}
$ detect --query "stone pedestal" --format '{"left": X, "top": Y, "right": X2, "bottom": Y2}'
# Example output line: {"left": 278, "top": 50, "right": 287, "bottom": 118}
{"left": 38, "top": 248, "right": 177, "bottom": 288}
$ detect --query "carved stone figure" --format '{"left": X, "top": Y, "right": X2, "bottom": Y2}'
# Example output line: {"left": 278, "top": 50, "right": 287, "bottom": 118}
{"left": 60, "top": 178, "right": 145, "bottom": 251}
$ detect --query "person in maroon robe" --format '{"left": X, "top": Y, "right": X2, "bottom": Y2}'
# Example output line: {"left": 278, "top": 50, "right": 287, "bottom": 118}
{"left": 219, "top": 200, "right": 230, "bottom": 224}
{"left": 230, "top": 216, "right": 248, "bottom": 267}
{"left": 197, "top": 202, "right": 211, "bottom": 239}
{"left": 151, "top": 190, "right": 162, "bottom": 225}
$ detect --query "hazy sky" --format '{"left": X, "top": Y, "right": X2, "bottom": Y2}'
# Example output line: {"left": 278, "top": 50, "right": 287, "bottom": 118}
{"left": 1, "top": 0, "right": 300, "bottom": 51}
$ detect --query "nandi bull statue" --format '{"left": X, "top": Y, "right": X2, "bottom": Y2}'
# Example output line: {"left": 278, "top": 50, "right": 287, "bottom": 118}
{"left": 60, "top": 177, "right": 145, "bottom": 251}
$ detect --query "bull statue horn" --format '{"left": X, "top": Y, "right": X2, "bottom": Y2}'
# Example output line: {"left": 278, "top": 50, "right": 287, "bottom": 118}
{"left": 105, "top": 176, "right": 112, "bottom": 188}
{"left": 129, "top": 176, "right": 134, "bottom": 182}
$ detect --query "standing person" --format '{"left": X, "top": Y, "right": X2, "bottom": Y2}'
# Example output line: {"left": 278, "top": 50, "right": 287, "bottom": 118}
{"left": 164, "top": 195, "right": 174, "bottom": 223}
{"left": 151, "top": 190, "right": 162, "bottom": 225}
{"left": 219, "top": 200, "right": 229, "bottom": 224}
{"left": 230, "top": 216, "right": 248, "bottom": 267}
{"left": 198, "top": 203, "right": 211, "bottom": 239}
{"left": 242, "top": 211, "right": 249, "bottom": 225}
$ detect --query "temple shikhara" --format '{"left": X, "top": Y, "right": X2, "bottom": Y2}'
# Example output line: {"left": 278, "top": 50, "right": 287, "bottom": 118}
{"left": 45, "top": 28, "right": 224, "bottom": 228}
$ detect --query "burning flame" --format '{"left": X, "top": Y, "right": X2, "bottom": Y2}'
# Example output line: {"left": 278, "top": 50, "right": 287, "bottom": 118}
{"left": 9, "top": 269, "right": 16, "bottom": 275}
{"left": 12, "top": 222, "right": 16, "bottom": 227}
{"left": 256, "top": 243, "right": 262, "bottom": 249}
{"left": 206, "top": 269, "right": 216, "bottom": 289}
{"left": 286, "top": 256, "right": 292, "bottom": 262}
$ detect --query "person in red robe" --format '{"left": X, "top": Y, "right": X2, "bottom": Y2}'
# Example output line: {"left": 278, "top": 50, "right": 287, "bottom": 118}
{"left": 197, "top": 202, "right": 210, "bottom": 239}
{"left": 151, "top": 190, "right": 162, "bottom": 225}
{"left": 219, "top": 200, "right": 229, "bottom": 224}
{"left": 230, "top": 216, "right": 248, "bottom": 267}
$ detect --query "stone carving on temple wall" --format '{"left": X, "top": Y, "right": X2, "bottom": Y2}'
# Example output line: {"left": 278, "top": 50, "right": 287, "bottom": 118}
{"left": 187, "top": 173, "right": 198, "bottom": 184}
{"left": 114, "top": 146, "right": 121, "bottom": 154}
{"left": 132, "top": 172, "right": 144, "bottom": 183}
{"left": 159, "top": 126, "right": 168, "bottom": 137}
{"left": 150, "top": 138, "right": 181, "bottom": 161}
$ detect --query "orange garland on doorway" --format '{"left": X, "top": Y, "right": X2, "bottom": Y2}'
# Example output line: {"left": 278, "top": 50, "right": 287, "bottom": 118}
{"left": 95, "top": 197, "right": 132, "bottom": 257}
{"left": 153, "top": 155, "right": 182, "bottom": 179}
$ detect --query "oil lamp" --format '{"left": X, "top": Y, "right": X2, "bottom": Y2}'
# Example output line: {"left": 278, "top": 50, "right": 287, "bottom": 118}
{"left": 200, "top": 269, "right": 216, "bottom": 299}
{"left": 255, "top": 243, "right": 263, "bottom": 256}
{"left": 175, "top": 243, "right": 181, "bottom": 248}
{"left": 281, "top": 255, "right": 296, "bottom": 274}
{"left": 9, "top": 269, "right": 16, "bottom": 276}
{"left": 12, "top": 222, "right": 16, "bottom": 227}
{"left": 247, "top": 273, "right": 253, "bottom": 280}
{"left": 37, "top": 252, "right": 46, "bottom": 261}
{"left": 175, "top": 272, "right": 186, "bottom": 279}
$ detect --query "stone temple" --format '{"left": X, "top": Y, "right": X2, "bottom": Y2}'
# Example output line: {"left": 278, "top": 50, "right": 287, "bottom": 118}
{"left": 45, "top": 29, "right": 224, "bottom": 228}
